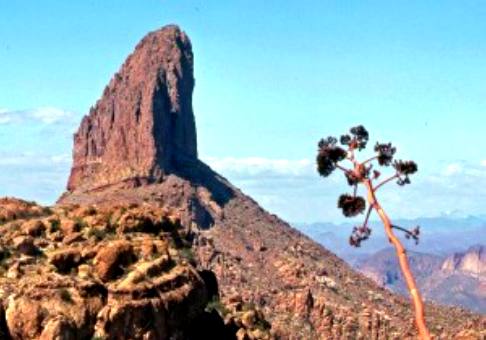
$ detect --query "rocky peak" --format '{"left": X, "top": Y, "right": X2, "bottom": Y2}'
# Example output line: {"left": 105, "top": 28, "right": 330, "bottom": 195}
{"left": 441, "top": 245, "right": 485, "bottom": 276}
{"left": 67, "top": 25, "right": 198, "bottom": 193}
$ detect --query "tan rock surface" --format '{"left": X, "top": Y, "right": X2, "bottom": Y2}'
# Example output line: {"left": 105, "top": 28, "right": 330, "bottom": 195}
{"left": 0, "top": 202, "right": 249, "bottom": 339}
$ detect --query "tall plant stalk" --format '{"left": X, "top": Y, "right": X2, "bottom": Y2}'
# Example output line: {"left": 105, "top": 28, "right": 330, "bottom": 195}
{"left": 363, "top": 179, "right": 430, "bottom": 339}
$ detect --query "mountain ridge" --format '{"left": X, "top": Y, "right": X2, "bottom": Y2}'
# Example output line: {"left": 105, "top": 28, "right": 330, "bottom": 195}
{"left": 356, "top": 245, "right": 486, "bottom": 313}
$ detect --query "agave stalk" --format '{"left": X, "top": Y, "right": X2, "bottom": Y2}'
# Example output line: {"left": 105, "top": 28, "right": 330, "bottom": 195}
{"left": 363, "top": 178, "right": 430, "bottom": 340}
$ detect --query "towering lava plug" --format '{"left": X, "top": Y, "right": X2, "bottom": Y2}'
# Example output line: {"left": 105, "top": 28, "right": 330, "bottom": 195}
{"left": 0, "top": 26, "right": 483, "bottom": 339}
{"left": 67, "top": 25, "right": 198, "bottom": 193}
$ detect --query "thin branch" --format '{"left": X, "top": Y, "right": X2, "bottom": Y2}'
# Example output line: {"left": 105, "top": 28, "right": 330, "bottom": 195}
{"left": 336, "top": 164, "right": 351, "bottom": 173}
{"left": 391, "top": 224, "right": 415, "bottom": 238}
{"left": 362, "top": 204, "right": 373, "bottom": 228}
{"left": 353, "top": 184, "right": 358, "bottom": 197}
{"left": 374, "top": 173, "right": 399, "bottom": 191}
{"left": 362, "top": 156, "right": 378, "bottom": 165}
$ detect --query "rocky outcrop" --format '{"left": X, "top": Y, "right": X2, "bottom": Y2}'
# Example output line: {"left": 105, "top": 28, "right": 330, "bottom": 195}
{"left": 441, "top": 244, "right": 485, "bottom": 276}
{"left": 0, "top": 200, "right": 273, "bottom": 339}
{"left": 0, "top": 203, "right": 206, "bottom": 339}
{"left": 0, "top": 197, "right": 50, "bottom": 223}
{"left": 66, "top": 25, "right": 198, "bottom": 193}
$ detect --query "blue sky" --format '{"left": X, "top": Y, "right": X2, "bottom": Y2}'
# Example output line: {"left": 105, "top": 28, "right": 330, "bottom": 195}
{"left": 1, "top": 1, "right": 486, "bottom": 223}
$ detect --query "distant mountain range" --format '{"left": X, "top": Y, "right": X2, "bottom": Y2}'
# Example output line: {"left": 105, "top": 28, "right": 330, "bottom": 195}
{"left": 295, "top": 217, "right": 486, "bottom": 313}
{"left": 356, "top": 245, "right": 485, "bottom": 313}
{"left": 295, "top": 215, "right": 486, "bottom": 264}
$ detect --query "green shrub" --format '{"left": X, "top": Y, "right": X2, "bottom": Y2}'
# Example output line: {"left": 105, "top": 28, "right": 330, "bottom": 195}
{"left": 59, "top": 288, "right": 73, "bottom": 303}
{"left": 74, "top": 217, "right": 88, "bottom": 229}
{"left": 205, "top": 297, "right": 229, "bottom": 316}
{"left": 49, "top": 218, "right": 60, "bottom": 232}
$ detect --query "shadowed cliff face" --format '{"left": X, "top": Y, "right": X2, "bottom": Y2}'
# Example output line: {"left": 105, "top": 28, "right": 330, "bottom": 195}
{"left": 67, "top": 25, "right": 197, "bottom": 193}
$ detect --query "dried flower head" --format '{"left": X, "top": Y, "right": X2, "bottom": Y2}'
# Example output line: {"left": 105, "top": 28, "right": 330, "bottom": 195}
{"left": 338, "top": 194, "right": 366, "bottom": 217}
{"left": 374, "top": 142, "right": 396, "bottom": 166}
{"left": 317, "top": 137, "right": 347, "bottom": 177}
{"left": 407, "top": 226, "right": 420, "bottom": 245}
{"left": 349, "top": 225, "right": 372, "bottom": 247}
{"left": 393, "top": 160, "right": 418, "bottom": 175}
{"left": 393, "top": 160, "right": 417, "bottom": 186}
{"left": 394, "top": 225, "right": 421, "bottom": 244}
{"left": 340, "top": 134, "right": 352, "bottom": 146}
{"left": 397, "top": 176, "right": 411, "bottom": 186}
{"left": 318, "top": 136, "right": 337, "bottom": 149}
{"left": 350, "top": 125, "right": 369, "bottom": 150}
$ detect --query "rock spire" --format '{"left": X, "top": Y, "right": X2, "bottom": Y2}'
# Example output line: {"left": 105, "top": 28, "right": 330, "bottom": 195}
{"left": 67, "top": 25, "right": 197, "bottom": 193}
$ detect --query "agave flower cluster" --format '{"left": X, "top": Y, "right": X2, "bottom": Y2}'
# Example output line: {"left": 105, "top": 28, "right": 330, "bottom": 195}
{"left": 316, "top": 137, "right": 347, "bottom": 176}
{"left": 316, "top": 125, "right": 419, "bottom": 247}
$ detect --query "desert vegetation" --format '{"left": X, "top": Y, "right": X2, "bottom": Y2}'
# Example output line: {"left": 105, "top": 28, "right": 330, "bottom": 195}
{"left": 316, "top": 125, "right": 430, "bottom": 339}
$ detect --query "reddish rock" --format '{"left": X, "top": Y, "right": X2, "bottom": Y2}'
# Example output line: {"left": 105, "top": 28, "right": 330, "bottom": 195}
{"left": 94, "top": 240, "right": 135, "bottom": 281}
{"left": 66, "top": 25, "right": 197, "bottom": 193}
{"left": 49, "top": 248, "right": 83, "bottom": 274}
{"left": 23, "top": 220, "right": 46, "bottom": 237}
{"left": 13, "top": 236, "right": 39, "bottom": 256}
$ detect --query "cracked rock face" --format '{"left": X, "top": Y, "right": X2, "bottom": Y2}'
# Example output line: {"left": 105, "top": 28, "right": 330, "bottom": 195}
{"left": 67, "top": 25, "right": 198, "bottom": 193}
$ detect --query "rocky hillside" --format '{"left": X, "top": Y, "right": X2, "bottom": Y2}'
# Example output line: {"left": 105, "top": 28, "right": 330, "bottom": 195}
{"left": 357, "top": 246, "right": 486, "bottom": 313}
{"left": 0, "top": 198, "right": 272, "bottom": 339}
{"left": 1, "top": 25, "right": 485, "bottom": 339}
{"left": 356, "top": 248, "right": 443, "bottom": 293}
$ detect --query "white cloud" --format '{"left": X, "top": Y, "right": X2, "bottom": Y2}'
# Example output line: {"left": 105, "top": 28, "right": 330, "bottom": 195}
{"left": 0, "top": 107, "right": 75, "bottom": 125}
{"left": 0, "top": 153, "right": 71, "bottom": 166}
{"left": 441, "top": 161, "right": 486, "bottom": 178}
{"left": 50, "top": 154, "right": 71, "bottom": 164}
{"left": 0, "top": 153, "right": 72, "bottom": 205}
{"left": 201, "top": 156, "right": 486, "bottom": 223}
{"left": 0, "top": 110, "right": 14, "bottom": 124}
{"left": 204, "top": 156, "right": 314, "bottom": 177}
{"left": 29, "top": 107, "right": 73, "bottom": 124}
{"left": 0, "top": 115, "right": 12, "bottom": 124}
{"left": 443, "top": 163, "right": 463, "bottom": 176}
